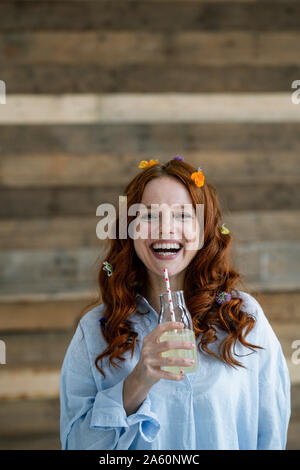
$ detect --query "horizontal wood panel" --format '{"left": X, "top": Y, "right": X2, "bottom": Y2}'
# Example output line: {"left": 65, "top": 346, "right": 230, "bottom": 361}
{"left": 232, "top": 241, "right": 300, "bottom": 291}
{"left": 1, "top": 93, "right": 299, "bottom": 124}
{"left": 2, "top": 32, "right": 300, "bottom": 66}
{"left": 1, "top": 151, "right": 299, "bottom": 187}
{"left": 287, "top": 419, "right": 300, "bottom": 450}
{"left": 0, "top": 433, "right": 60, "bottom": 450}
{"left": 0, "top": 397, "right": 59, "bottom": 437}
{"left": 0, "top": 242, "right": 299, "bottom": 295}
{"left": 3, "top": 64, "right": 300, "bottom": 93}
{"left": 1, "top": 291, "right": 300, "bottom": 332}
{"left": 0, "top": 123, "right": 299, "bottom": 156}
{"left": 1, "top": 182, "right": 300, "bottom": 219}
{"left": 0, "top": 331, "right": 74, "bottom": 367}
{"left": 0, "top": 432, "right": 60, "bottom": 450}
{"left": 0, "top": 295, "right": 95, "bottom": 331}
{"left": 0, "top": 367, "right": 61, "bottom": 401}
{"left": 0, "top": 211, "right": 299, "bottom": 250}
{"left": 0, "top": 1, "right": 299, "bottom": 32}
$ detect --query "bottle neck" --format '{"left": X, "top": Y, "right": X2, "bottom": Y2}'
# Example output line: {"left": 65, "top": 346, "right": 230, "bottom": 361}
{"left": 159, "top": 289, "right": 186, "bottom": 310}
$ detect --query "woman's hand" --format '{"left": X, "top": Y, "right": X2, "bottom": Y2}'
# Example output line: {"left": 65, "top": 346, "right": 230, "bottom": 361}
{"left": 130, "top": 321, "right": 196, "bottom": 390}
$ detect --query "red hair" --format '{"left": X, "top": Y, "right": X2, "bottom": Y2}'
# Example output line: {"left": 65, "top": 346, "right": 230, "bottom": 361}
{"left": 80, "top": 159, "right": 263, "bottom": 378}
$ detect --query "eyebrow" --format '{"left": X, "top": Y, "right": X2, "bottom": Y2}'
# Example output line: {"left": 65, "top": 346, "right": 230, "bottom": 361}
{"left": 144, "top": 204, "right": 191, "bottom": 209}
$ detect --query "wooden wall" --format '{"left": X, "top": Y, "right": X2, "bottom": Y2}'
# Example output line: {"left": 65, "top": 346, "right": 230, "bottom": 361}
{"left": 0, "top": 0, "right": 299, "bottom": 449}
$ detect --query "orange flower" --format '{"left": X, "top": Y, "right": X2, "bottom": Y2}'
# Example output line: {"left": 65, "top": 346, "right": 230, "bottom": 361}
{"left": 138, "top": 159, "right": 159, "bottom": 169}
{"left": 191, "top": 169, "right": 205, "bottom": 187}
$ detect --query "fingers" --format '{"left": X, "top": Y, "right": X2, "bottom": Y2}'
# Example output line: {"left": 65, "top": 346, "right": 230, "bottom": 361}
{"left": 150, "top": 355, "right": 195, "bottom": 368}
{"left": 147, "top": 321, "right": 184, "bottom": 343}
{"left": 156, "top": 340, "right": 195, "bottom": 354}
{"left": 150, "top": 367, "right": 184, "bottom": 382}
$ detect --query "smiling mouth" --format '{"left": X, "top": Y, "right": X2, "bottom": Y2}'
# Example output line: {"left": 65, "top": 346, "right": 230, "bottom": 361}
{"left": 150, "top": 244, "right": 183, "bottom": 259}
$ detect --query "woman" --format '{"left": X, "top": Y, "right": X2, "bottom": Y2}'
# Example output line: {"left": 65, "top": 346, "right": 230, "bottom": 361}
{"left": 59, "top": 157, "right": 291, "bottom": 450}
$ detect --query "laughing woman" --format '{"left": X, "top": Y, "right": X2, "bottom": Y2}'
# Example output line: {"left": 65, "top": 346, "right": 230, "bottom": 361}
{"left": 59, "top": 157, "right": 291, "bottom": 450}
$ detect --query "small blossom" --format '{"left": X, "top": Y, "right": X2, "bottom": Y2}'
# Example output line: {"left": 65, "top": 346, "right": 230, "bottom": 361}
{"left": 173, "top": 156, "right": 184, "bottom": 161}
{"left": 103, "top": 261, "right": 114, "bottom": 277}
{"left": 191, "top": 168, "right": 205, "bottom": 187}
{"left": 138, "top": 159, "right": 159, "bottom": 169}
{"left": 221, "top": 224, "right": 230, "bottom": 235}
{"left": 216, "top": 291, "right": 231, "bottom": 305}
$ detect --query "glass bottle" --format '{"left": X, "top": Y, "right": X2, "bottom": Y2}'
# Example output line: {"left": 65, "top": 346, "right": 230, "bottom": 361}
{"left": 158, "top": 290, "right": 198, "bottom": 375}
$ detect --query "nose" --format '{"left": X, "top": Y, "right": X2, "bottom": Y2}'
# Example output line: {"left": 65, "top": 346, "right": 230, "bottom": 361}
{"left": 153, "top": 208, "right": 176, "bottom": 239}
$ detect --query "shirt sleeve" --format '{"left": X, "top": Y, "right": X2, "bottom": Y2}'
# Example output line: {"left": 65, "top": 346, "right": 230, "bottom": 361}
{"left": 253, "top": 299, "right": 291, "bottom": 450}
{"left": 59, "top": 320, "right": 160, "bottom": 450}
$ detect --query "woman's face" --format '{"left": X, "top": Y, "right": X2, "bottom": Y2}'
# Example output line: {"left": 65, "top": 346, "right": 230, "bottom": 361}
{"left": 133, "top": 176, "right": 202, "bottom": 277}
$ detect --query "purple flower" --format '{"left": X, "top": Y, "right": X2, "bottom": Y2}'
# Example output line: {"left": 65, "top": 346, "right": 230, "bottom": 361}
{"left": 197, "top": 166, "right": 203, "bottom": 172}
{"left": 173, "top": 156, "right": 184, "bottom": 161}
{"left": 215, "top": 291, "right": 231, "bottom": 305}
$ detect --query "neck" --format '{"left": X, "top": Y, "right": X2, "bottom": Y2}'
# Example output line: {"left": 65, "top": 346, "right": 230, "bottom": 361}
{"left": 145, "top": 269, "right": 185, "bottom": 314}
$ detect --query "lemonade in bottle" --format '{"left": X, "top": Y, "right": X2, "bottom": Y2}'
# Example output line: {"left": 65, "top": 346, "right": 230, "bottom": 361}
{"left": 158, "top": 290, "right": 198, "bottom": 375}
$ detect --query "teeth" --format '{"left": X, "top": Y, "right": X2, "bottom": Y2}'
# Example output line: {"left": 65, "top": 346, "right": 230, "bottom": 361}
{"left": 152, "top": 243, "right": 181, "bottom": 250}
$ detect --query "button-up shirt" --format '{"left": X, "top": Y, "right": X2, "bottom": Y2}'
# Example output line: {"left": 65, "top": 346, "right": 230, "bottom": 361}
{"left": 59, "top": 290, "right": 291, "bottom": 450}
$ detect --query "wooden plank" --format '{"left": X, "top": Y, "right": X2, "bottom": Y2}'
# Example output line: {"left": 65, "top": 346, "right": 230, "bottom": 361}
{"left": 1, "top": 32, "right": 300, "bottom": 66}
{"left": 0, "top": 1, "right": 299, "bottom": 32}
{"left": 0, "top": 397, "right": 59, "bottom": 437}
{"left": 0, "top": 296, "right": 95, "bottom": 331}
{"left": 0, "top": 367, "right": 61, "bottom": 401}
{"left": 1, "top": 290, "right": 300, "bottom": 332}
{"left": 0, "top": 331, "right": 74, "bottom": 367}
{"left": 271, "top": 323, "right": 300, "bottom": 387}
{"left": 1, "top": 93, "right": 299, "bottom": 124}
{"left": 1, "top": 183, "right": 299, "bottom": 218}
{"left": 3, "top": 64, "right": 300, "bottom": 93}
{"left": 1, "top": 211, "right": 299, "bottom": 250}
{"left": 225, "top": 211, "right": 300, "bottom": 242}
{"left": 0, "top": 433, "right": 60, "bottom": 450}
{"left": 1, "top": 150, "right": 299, "bottom": 188}
{"left": 256, "top": 292, "right": 300, "bottom": 323}
{"left": 231, "top": 241, "right": 300, "bottom": 292}
{"left": 0, "top": 216, "right": 101, "bottom": 248}
{"left": 0, "top": 186, "right": 121, "bottom": 218}
{"left": 0, "top": 241, "right": 299, "bottom": 294}
{"left": 0, "top": 123, "right": 299, "bottom": 157}
{"left": 287, "top": 419, "right": 300, "bottom": 450}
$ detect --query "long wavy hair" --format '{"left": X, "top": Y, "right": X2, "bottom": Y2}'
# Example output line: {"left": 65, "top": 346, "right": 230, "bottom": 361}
{"left": 80, "top": 158, "right": 263, "bottom": 378}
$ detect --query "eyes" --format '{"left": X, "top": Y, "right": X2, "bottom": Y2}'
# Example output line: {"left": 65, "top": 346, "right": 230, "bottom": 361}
{"left": 140, "top": 212, "right": 192, "bottom": 221}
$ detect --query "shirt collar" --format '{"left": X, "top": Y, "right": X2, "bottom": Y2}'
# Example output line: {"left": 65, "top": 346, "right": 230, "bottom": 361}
{"left": 135, "top": 293, "right": 158, "bottom": 318}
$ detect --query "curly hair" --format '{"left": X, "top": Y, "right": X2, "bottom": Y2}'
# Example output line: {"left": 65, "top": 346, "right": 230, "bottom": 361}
{"left": 80, "top": 158, "right": 263, "bottom": 378}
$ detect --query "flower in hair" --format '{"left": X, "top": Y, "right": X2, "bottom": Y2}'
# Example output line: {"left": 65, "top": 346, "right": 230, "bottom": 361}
{"left": 138, "top": 159, "right": 159, "bottom": 169}
{"left": 216, "top": 291, "right": 231, "bottom": 305}
{"left": 191, "top": 166, "right": 205, "bottom": 187}
{"left": 221, "top": 224, "right": 230, "bottom": 235}
{"left": 173, "top": 155, "right": 184, "bottom": 161}
{"left": 103, "top": 261, "right": 114, "bottom": 277}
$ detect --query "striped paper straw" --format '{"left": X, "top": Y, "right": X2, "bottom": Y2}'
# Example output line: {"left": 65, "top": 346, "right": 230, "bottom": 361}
{"left": 163, "top": 268, "right": 176, "bottom": 325}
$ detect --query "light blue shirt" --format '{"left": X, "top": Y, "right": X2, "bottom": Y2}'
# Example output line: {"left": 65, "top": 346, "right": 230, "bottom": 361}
{"left": 59, "top": 291, "right": 291, "bottom": 450}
